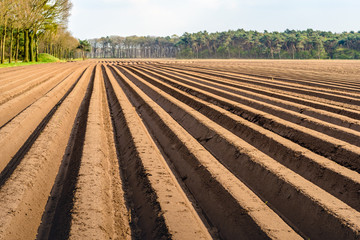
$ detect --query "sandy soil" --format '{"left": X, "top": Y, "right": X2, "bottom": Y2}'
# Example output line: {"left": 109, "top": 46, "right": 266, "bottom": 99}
{"left": 0, "top": 59, "right": 359, "bottom": 240}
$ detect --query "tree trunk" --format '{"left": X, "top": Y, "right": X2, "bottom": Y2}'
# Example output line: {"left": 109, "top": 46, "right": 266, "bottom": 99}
{"left": 24, "top": 29, "right": 30, "bottom": 62}
{"left": 0, "top": 36, "right": 2, "bottom": 64}
{"left": 1, "top": 20, "right": 7, "bottom": 64}
{"left": 206, "top": 44, "right": 211, "bottom": 58}
{"left": 9, "top": 27, "right": 13, "bottom": 63}
{"left": 35, "top": 38, "right": 39, "bottom": 62}
{"left": 29, "top": 31, "right": 35, "bottom": 62}
{"left": 213, "top": 45, "right": 217, "bottom": 58}
{"left": 15, "top": 30, "right": 20, "bottom": 63}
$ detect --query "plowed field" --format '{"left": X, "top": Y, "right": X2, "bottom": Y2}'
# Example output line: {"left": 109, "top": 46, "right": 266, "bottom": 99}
{"left": 0, "top": 60, "right": 359, "bottom": 240}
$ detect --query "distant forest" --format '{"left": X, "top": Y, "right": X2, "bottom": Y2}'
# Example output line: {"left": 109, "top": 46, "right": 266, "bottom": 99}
{"left": 88, "top": 29, "right": 360, "bottom": 59}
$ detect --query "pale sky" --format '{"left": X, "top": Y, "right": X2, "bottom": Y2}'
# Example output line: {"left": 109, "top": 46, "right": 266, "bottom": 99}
{"left": 68, "top": 0, "right": 360, "bottom": 39}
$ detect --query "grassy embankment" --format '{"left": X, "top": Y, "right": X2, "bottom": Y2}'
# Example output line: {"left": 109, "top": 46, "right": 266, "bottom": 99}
{"left": 0, "top": 53, "right": 83, "bottom": 68}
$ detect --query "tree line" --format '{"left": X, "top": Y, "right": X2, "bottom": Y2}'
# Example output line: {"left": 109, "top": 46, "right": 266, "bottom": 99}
{"left": 0, "top": 0, "right": 80, "bottom": 64}
{"left": 87, "top": 35, "right": 178, "bottom": 59}
{"left": 88, "top": 29, "right": 360, "bottom": 59}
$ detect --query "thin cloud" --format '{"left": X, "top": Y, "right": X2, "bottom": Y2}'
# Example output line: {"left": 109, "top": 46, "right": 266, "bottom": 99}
{"left": 68, "top": 0, "right": 360, "bottom": 39}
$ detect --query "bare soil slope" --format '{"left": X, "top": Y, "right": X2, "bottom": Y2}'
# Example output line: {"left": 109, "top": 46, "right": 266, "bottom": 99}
{"left": 0, "top": 59, "right": 359, "bottom": 240}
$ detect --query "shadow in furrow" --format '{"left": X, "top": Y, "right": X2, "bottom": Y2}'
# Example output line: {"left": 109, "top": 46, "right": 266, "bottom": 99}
{"left": 0, "top": 71, "right": 75, "bottom": 130}
{"left": 36, "top": 67, "right": 95, "bottom": 240}
{"left": 103, "top": 65, "right": 171, "bottom": 240}
{"left": 0, "top": 68, "right": 88, "bottom": 189}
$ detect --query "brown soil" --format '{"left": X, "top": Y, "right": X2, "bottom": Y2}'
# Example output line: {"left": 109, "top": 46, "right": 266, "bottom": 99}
{"left": 0, "top": 59, "right": 359, "bottom": 240}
